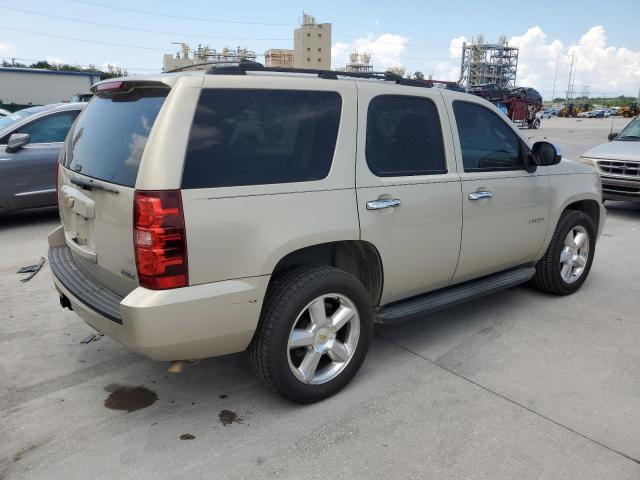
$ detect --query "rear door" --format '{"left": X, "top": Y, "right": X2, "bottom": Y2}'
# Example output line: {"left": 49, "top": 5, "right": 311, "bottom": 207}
{"left": 58, "top": 81, "right": 174, "bottom": 296}
{"left": 0, "top": 110, "right": 79, "bottom": 209}
{"left": 356, "top": 84, "right": 462, "bottom": 304}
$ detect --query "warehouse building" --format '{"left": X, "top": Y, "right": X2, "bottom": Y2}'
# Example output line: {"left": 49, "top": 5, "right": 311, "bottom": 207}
{"left": 0, "top": 67, "right": 101, "bottom": 106}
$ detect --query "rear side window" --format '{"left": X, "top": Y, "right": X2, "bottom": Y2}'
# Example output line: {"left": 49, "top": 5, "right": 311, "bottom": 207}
{"left": 452, "top": 101, "right": 524, "bottom": 172}
{"left": 366, "top": 95, "right": 446, "bottom": 176}
{"left": 181, "top": 89, "right": 342, "bottom": 189}
{"left": 64, "top": 87, "right": 169, "bottom": 187}
{"left": 16, "top": 111, "right": 79, "bottom": 143}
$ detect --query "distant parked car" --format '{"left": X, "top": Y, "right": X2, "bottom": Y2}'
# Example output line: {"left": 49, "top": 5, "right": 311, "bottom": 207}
{"left": 0, "top": 103, "right": 84, "bottom": 214}
{"left": 586, "top": 110, "right": 606, "bottom": 118}
{"left": 537, "top": 108, "right": 559, "bottom": 119}
{"left": 507, "top": 86, "right": 542, "bottom": 105}
{"left": 577, "top": 111, "right": 591, "bottom": 118}
{"left": 581, "top": 115, "right": 640, "bottom": 203}
{"left": 70, "top": 93, "right": 93, "bottom": 103}
{"left": 468, "top": 83, "right": 508, "bottom": 102}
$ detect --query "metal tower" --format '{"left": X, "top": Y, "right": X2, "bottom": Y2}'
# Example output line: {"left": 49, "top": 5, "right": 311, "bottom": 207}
{"left": 459, "top": 35, "right": 519, "bottom": 89}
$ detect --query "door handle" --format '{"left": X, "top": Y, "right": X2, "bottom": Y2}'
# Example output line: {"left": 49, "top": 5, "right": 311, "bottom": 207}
{"left": 366, "top": 198, "right": 401, "bottom": 210}
{"left": 468, "top": 191, "right": 494, "bottom": 201}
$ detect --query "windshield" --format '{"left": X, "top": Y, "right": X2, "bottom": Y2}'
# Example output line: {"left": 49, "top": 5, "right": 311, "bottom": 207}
{"left": 0, "top": 106, "right": 48, "bottom": 130}
{"left": 63, "top": 87, "right": 169, "bottom": 187}
{"left": 616, "top": 116, "right": 640, "bottom": 141}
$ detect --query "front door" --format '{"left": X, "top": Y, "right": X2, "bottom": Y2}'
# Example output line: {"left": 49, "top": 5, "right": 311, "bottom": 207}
{"left": 356, "top": 85, "right": 462, "bottom": 305}
{"left": 449, "top": 100, "right": 550, "bottom": 283}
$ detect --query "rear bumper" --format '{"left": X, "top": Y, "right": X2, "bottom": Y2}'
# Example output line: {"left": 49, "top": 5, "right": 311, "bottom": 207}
{"left": 601, "top": 176, "right": 640, "bottom": 203}
{"left": 48, "top": 226, "right": 269, "bottom": 361}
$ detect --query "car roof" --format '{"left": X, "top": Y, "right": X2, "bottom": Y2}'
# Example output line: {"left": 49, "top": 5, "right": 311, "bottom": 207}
{"left": 94, "top": 70, "right": 476, "bottom": 100}
{"left": 0, "top": 102, "right": 86, "bottom": 136}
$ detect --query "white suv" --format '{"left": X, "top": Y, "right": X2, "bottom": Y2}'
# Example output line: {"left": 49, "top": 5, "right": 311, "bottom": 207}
{"left": 49, "top": 63, "right": 605, "bottom": 403}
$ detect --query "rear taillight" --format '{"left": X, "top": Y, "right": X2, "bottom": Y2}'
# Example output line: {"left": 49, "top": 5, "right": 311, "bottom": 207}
{"left": 133, "top": 190, "right": 188, "bottom": 290}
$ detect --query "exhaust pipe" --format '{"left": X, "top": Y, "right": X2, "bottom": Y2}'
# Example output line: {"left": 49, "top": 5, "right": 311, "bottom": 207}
{"left": 168, "top": 359, "right": 199, "bottom": 374}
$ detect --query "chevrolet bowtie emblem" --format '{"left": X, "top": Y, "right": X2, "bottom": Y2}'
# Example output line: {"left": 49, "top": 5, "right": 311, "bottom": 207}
{"left": 318, "top": 335, "right": 327, "bottom": 341}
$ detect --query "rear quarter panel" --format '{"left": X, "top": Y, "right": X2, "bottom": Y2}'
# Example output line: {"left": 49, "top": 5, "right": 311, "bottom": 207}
{"left": 179, "top": 76, "right": 360, "bottom": 285}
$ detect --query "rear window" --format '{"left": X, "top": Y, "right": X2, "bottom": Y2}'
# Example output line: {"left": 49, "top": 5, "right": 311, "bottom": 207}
{"left": 181, "top": 89, "right": 342, "bottom": 189}
{"left": 63, "top": 87, "right": 168, "bottom": 187}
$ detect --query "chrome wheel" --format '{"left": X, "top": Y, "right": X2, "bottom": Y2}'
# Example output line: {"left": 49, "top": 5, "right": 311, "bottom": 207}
{"left": 287, "top": 293, "right": 360, "bottom": 385}
{"left": 559, "top": 225, "right": 590, "bottom": 284}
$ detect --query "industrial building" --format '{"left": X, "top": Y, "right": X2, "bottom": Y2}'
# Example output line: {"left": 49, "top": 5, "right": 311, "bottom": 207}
{"left": 264, "top": 49, "right": 294, "bottom": 68}
{"left": 343, "top": 52, "right": 373, "bottom": 72}
{"left": 459, "top": 35, "right": 519, "bottom": 88}
{"left": 163, "top": 44, "right": 257, "bottom": 72}
{"left": 292, "top": 13, "right": 331, "bottom": 69}
{"left": 0, "top": 67, "right": 101, "bottom": 106}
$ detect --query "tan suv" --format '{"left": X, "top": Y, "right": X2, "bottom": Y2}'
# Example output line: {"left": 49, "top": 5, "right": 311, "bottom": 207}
{"left": 49, "top": 63, "right": 605, "bottom": 403}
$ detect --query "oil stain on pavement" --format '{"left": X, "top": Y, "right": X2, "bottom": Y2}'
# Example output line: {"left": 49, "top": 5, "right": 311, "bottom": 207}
{"left": 218, "top": 409, "right": 243, "bottom": 426}
{"left": 104, "top": 384, "right": 158, "bottom": 412}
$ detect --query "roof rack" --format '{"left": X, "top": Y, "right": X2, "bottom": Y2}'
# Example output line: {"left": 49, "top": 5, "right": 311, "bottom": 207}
{"left": 204, "top": 59, "right": 432, "bottom": 88}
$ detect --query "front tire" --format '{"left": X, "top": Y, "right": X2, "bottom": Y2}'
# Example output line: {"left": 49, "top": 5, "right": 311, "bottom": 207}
{"left": 248, "top": 266, "right": 374, "bottom": 403}
{"left": 530, "top": 210, "right": 596, "bottom": 295}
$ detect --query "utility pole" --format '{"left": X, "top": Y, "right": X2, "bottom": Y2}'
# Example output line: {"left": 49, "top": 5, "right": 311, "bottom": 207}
{"left": 551, "top": 55, "right": 559, "bottom": 103}
{"left": 565, "top": 52, "right": 575, "bottom": 102}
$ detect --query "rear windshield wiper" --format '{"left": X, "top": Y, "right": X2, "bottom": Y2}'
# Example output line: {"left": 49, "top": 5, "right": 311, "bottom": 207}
{"left": 70, "top": 176, "right": 120, "bottom": 194}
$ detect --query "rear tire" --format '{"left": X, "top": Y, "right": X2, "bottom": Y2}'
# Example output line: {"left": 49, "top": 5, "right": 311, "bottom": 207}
{"left": 530, "top": 210, "right": 596, "bottom": 295}
{"left": 248, "top": 266, "right": 374, "bottom": 403}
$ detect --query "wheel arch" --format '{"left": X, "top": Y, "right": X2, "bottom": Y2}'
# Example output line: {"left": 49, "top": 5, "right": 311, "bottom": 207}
{"left": 564, "top": 199, "right": 601, "bottom": 235}
{"left": 535, "top": 184, "right": 604, "bottom": 261}
{"left": 270, "top": 240, "right": 384, "bottom": 306}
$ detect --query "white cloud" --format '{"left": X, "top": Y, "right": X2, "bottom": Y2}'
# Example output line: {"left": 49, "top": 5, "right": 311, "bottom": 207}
{"left": 331, "top": 33, "right": 408, "bottom": 71}
{"left": 441, "top": 26, "right": 640, "bottom": 97}
{"left": 46, "top": 56, "right": 68, "bottom": 66}
{"left": 448, "top": 36, "right": 467, "bottom": 59}
{"left": 0, "top": 41, "right": 12, "bottom": 56}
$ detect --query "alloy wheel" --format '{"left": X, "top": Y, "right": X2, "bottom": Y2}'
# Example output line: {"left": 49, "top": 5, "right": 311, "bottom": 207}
{"left": 559, "top": 225, "right": 590, "bottom": 284}
{"left": 287, "top": 293, "right": 360, "bottom": 385}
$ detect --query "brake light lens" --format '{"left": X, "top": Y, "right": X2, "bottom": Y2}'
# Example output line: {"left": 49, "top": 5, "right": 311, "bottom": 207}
{"left": 96, "top": 81, "right": 125, "bottom": 92}
{"left": 133, "top": 190, "right": 188, "bottom": 289}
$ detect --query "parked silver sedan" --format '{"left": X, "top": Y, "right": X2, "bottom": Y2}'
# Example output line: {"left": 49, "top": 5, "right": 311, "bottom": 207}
{"left": 0, "top": 103, "right": 85, "bottom": 214}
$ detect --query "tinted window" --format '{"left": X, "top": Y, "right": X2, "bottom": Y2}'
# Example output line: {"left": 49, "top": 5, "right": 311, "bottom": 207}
{"left": 182, "top": 89, "right": 341, "bottom": 189}
{"left": 366, "top": 95, "right": 446, "bottom": 177}
{"left": 0, "top": 106, "right": 48, "bottom": 132}
{"left": 63, "top": 88, "right": 168, "bottom": 187}
{"left": 453, "top": 101, "right": 524, "bottom": 171}
{"left": 16, "top": 111, "right": 79, "bottom": 143}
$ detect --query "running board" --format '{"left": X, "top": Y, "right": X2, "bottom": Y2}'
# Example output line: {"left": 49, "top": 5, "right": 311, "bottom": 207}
{"left": 375, "top": 266, "right": 536, "bottom": 325}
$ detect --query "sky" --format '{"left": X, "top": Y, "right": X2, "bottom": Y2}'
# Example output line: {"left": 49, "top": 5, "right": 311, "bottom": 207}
{"left": 1, "top": 0, "right": 639, "bottom": 99}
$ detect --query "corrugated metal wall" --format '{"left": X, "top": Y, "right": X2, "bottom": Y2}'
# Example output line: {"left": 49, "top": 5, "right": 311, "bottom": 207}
{"left": 0, "top": 70, "right": 100, "bottom": 105}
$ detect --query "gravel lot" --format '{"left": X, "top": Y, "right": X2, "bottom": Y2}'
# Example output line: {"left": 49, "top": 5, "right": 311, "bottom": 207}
{"left": 1, "top": 117, "right": 639, "bottom": 479}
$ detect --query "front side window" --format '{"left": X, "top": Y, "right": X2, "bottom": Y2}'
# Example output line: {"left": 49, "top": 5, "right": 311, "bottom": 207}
{"left": 453, "top": 101, "right": 524, "bottom": 171}
{"left": 182, "top": 89, "right": 342, "bottom": 189}
{"left": 16, "top": 111, "right": 79, "bottom": 143}
{"left": 366, "top": 95, "right": 446, "bottom": 177}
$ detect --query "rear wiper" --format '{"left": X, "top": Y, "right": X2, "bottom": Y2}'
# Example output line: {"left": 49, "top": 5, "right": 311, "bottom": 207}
{"left": 70, "top": 176, "right": 119, "bottom": 194}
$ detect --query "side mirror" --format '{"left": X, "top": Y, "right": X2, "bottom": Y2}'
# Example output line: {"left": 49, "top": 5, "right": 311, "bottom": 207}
{"left": 531, "top": 141, "right": 561, "bottom": 166}
{"left": 6, "top": 133, "right": 31, "bottom": 153}
{"left": 608, "top": 132, "right": 618, "bottom": 141}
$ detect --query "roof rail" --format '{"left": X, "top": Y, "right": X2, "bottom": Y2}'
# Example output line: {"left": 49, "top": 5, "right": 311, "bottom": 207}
{"left": 204, "top": 60, "right": 432, "bottom": 88}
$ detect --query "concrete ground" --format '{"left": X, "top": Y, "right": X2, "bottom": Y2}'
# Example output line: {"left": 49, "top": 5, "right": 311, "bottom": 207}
{"left": 1, "top": 117, "right": 639, "bottom": 479}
